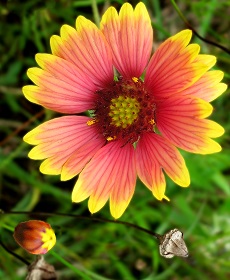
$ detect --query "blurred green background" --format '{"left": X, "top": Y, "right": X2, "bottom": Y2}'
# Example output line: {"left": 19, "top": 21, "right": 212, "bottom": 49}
{"left": 0, "top": 0, "right": 230, "bottom": 279}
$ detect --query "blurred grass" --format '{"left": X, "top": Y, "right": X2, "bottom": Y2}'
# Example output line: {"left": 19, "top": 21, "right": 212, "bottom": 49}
{"left": 0, "top": 0, "right": 230, "bottom": 279}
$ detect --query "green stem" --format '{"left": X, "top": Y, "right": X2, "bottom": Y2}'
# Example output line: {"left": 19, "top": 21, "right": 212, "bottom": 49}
{"left": 2, "top": 224, "right": 15, "bottom": 232}
{"left": 50, "top": 251, "right": 92, "bottom": 280}
{"left": 91, "top": 0, "right": 100, "bottom": 27}
{"left": 171, "top": 0, "right": 188, "bottom": 24}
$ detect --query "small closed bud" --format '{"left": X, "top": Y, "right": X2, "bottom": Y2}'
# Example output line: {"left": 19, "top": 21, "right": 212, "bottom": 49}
{"left": 13, "top": 220, "right": 56, "bottom": 255}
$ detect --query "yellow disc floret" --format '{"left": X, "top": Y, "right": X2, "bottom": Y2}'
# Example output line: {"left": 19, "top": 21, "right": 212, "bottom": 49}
{"left": 109, "top": 96, "right": 140, "bottom": 128}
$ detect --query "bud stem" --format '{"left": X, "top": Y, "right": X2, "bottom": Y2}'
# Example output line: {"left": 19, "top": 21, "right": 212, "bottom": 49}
{"left": 1, "top": 209, "right": 163, "bottom": 240}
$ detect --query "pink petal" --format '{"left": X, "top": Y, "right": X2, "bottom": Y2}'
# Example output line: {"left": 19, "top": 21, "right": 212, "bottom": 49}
{"left": 50, "top": 17, "right": 114, "bottom": 88}
{"left": 61, "top": 140, "right": 105, "bottom": 181}
{"left": 156, "top": 96, "right": 223, "bottom": 154}
{"left": 72, "top": 140, "right": 136, "bottom": 219}
{"left": 181, "top": 70, "right": 227, "bottom": 102}
{"left": 109, "top": 143, "right": 136, "bottom": 219}
{"left": 145, "top": 30, "right": 216, "bottom": 99}
{"left": 136, "top": 133, "right": 190, "bottom": 197}
{"left": 136, "top": 138, "right": 167, "bottom": 201}
{"left": 156, "top": 95, "right": 213, "bottom": 119}
{"left": 24, "top": 54, "right": 97, "bottom": 113}
{"left": 24, "top": 116, "right": 105, "bottom": 175}
{"left": 101, "top": 2, "right": 153, "bottom": 78}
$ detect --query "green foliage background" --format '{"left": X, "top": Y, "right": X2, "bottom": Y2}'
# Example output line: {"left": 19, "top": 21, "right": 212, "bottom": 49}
{"left": 0, "top": 0, "right": 230, "bottom": 279}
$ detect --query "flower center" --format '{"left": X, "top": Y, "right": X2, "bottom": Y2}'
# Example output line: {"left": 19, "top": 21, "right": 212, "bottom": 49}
{"left": 109, "top": 96, "right": 140, "bottom": 128}
{"left": 89, "top": 77, "right": 156, "bottom": 144}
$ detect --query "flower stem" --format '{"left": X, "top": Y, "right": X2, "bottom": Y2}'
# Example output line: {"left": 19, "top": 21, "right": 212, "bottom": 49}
{"left": 171, "top": 0, "right": 230, "bottom": 55}
{"left": 91, "top": 0, "right": 100, "bottom": 27}
{"left": 0, "top": 237, "right": 30, "bottom": 265}
{"left": 50, "top": 251, "right": 92, "bottom": 280}
{"left": 1, "top": 210, "right": 162, "bottom": 240}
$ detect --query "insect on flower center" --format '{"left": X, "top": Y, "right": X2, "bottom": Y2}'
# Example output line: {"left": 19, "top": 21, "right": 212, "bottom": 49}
{"left": 89, "top": 77, "right": 156, "bottom": 144}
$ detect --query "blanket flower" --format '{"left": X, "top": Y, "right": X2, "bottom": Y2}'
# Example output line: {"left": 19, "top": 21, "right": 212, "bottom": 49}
{"left": 23, "top": 2, "right": 226, "bottom": 218}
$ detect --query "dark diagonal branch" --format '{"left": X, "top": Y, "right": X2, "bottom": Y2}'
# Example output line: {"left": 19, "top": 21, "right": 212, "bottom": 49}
{"left": 171, "top": 0, "right": 230, "bottom": 55}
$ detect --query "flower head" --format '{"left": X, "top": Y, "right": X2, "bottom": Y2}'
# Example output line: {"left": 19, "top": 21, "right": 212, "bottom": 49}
{"left": 23, "top": 2, "right": 226, "bottom": 219}
{"left": 13, "top": 220, "right": 56, "bottom": 254}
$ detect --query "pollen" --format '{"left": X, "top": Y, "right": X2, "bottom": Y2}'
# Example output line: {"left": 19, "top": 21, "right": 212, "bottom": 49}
{"left": 149, "top": 119, "right": 155, "bottom": 125}
{"left": 87, "top": 119, "right": 97, "bottom": 126}
{"left": 107, "top": 136, "right": 117, "bottom": 141}
{"left": 132, "top": 77, "right": 139, "bottom": 83}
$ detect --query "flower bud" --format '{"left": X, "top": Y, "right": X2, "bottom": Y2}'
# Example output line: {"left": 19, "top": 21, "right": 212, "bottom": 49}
{"left": 13, "top": 220, "right": 56, "bottom": 255}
